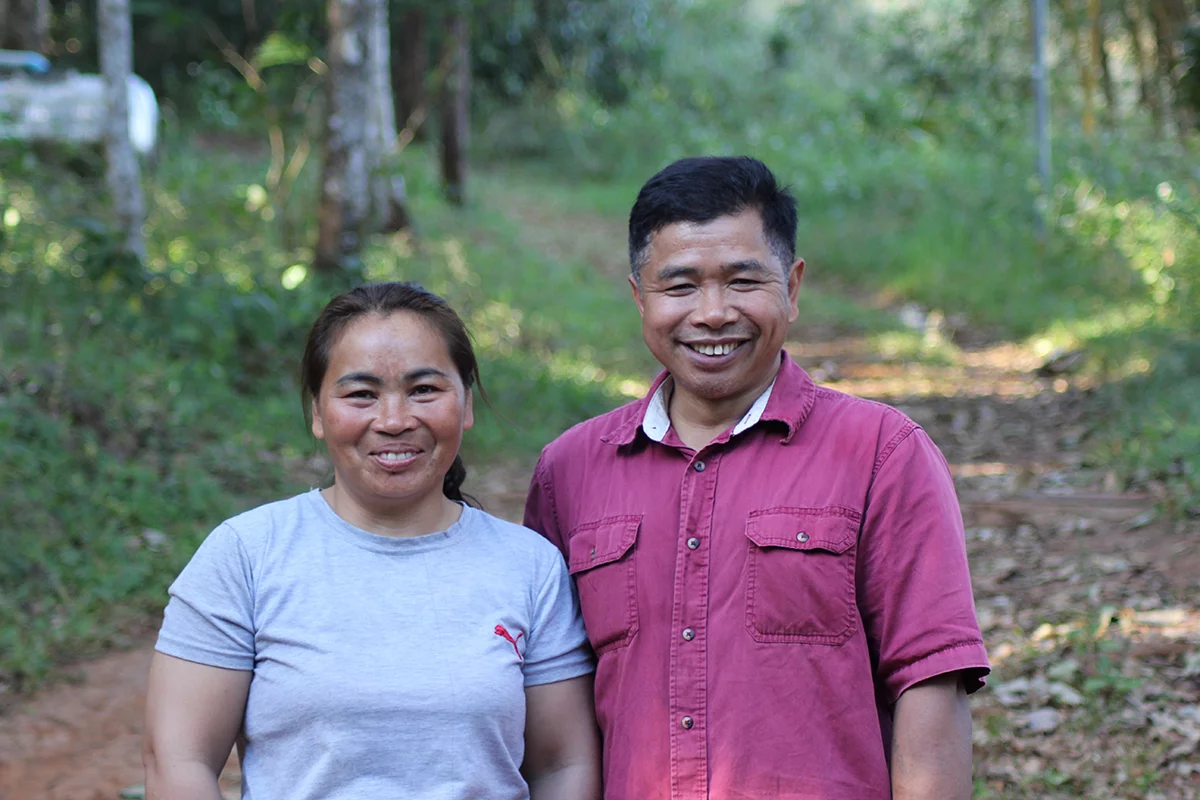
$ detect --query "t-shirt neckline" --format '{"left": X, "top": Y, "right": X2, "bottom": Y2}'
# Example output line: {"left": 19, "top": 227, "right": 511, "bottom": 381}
{"left": 305, "top": 488, "right": 473, "bottom": 555}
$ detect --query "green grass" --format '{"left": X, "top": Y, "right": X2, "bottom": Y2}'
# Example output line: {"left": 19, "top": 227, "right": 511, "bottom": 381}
{"left": 474, "top": 0, "right": 1200, "bottom": 509}
{"left": 0, "top": 138, "right": 650, "bottom": 690}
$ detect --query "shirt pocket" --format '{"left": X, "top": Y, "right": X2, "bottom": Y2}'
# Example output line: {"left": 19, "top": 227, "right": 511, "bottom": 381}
{"left": 744, "top": 507, "right": 861, "bottom": 645}
{"left": 567, "top": 515, "right": 640, "bottom": 654}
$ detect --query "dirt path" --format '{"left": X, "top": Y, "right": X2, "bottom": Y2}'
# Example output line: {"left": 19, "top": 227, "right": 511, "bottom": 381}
{"left": 3, "top": 184, "right": 1197, "bottom": 799}
{"left": 0, "top": 465, "right": 529, "bottom": 800}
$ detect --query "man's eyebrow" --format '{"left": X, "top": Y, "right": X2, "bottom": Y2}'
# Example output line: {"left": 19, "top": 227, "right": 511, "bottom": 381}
{"left": 656, "top": 265, "right": 701, "bottom": 282}
{"left": 655, "top": 260, "right": 774, "bottom": 282}
{"left": 722, "top": 259, "right": 773, "bottom": 275}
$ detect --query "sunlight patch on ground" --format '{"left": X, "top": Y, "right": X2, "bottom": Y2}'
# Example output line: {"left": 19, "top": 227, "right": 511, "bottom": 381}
{"left": 785, "top": 337, "right": 1090, "bottom": 400}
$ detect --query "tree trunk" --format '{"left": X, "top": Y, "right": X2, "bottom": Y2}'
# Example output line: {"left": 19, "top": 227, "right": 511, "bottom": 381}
{"left": 440, "top": 4, "right": 469, "bottom": 206}
{"left": 1068, "top": 2, "right": 1097, "bottom": 135}
{"left": 1092, "top": 0, "right": 1116, "bottom": 124}
{"left": 315, "top": 0, "right": 372, "bottom": 274}
{"left": 366, "top": 0, "right": 409, "bottom": 232}
{"left": 392, "top": 6, "right": 428, "bottom": 139}
{"left": 0, "top": 0, "right": 50, "bottom": 53}
{"left": 1124, "top": 0, "right": 1165, "bottom": 134}
{"left": 1150, "top": 0, "right": 1193, "bottom": 136}
{"left": 98, "top": 0, "right": 146, "bottom": 261}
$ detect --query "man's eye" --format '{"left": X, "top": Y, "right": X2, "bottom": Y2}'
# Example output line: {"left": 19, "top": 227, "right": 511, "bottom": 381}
{"left": 664, "top": 284, "right": 695, "bottom": 294}
{"left": 731, "top": 278, "right": 761, "bottom": 287}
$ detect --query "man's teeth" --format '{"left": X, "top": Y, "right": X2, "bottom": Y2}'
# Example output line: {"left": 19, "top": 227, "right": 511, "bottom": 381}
{"left": 691, "top": 343, "right": 738, "bottom": 356}
{"left": 377, "top": 452, "right": 417, "bottom": 463}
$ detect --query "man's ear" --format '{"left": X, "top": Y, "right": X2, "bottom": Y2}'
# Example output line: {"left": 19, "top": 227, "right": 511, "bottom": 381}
{"left": 786, "top": 258, "right": 805, "bottom": 323}
{"left": 629, "top": 273, "right": 646, "bottom": 318}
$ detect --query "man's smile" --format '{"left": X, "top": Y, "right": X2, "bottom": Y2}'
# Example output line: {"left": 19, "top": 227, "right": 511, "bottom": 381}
{"left": 683, "top": 341, "right": 745, "bottom": 357}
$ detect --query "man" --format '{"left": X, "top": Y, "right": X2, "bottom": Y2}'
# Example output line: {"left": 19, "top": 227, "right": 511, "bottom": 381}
{"left": 524, "top": 156, "right": 990, "bottom": 799}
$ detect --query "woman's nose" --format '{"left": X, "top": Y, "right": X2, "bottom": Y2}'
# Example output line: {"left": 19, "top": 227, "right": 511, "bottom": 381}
{"left": 373, "top": 396, "right": 416, "bottom": 433}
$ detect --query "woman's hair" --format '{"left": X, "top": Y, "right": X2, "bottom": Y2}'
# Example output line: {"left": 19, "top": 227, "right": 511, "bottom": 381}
{"left": 301, "top": 282, "right": 482, "bottom": 505}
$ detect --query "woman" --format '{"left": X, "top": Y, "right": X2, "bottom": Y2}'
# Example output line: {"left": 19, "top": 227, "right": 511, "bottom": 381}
{"left": 143, "top": 282, "right": 601, "bottom": 799}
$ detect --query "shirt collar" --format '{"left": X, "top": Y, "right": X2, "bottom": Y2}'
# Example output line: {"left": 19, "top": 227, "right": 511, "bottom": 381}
{"left": 601, "top": 350, "right": 817, "bottom": 447}
{"left": 641, "top": 377, "right": 777, "bottom": 443}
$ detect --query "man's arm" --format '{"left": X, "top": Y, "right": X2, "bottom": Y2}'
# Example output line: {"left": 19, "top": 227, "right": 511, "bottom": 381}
{"left": 522, "top": 674, "right": 602, "bottom": 800}
{"left": 143, "top": 652, "right": 251, "bottom": 800}
{"left": 891, "top": 672, "right": 973, "bottom": 800}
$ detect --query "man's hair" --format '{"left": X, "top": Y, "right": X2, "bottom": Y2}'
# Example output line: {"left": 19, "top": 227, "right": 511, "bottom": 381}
{"left": 627, "top": 156, "right": 798, "bottom": 280}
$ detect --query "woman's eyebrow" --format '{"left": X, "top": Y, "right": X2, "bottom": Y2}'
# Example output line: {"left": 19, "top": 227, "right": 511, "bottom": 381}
{"left": 335, "top": 371, "right": 382, "bottom": 386}
{"left": 334, "top": 368, "right": 452, "bottom": 386}
{"left": 404, "top": 368, "right": 451, "bottom": 382}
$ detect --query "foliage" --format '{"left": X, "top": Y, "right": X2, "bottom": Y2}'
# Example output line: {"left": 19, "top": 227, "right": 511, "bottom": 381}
{"left": 468, "top": 0, "right": 670, "bottom": 106}
{"left": 472, "top": 0, "right": 1200, "bottom": 510}
{"left": 0, "top": 130, "right": 652, "bottom": 689}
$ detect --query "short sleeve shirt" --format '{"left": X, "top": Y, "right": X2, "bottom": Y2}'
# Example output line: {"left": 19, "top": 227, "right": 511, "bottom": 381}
{"left": 524, "top": 353, "right": 989, "bottom": 800}
{"left": 156, "top": 492, "right": 593, "bottom": 800}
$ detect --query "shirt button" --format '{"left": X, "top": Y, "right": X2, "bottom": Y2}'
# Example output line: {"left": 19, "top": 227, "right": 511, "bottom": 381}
{"left": 796, "top": 531, "right": 810, "bottom": 543}
{"left": 686, "top": 537, "right": 700, "bottom": 550}
{"left": 682, "top": 628, "right": 695, "bottom": 641}
{"left": 681, "top": 716, "right": 694, "bottom": 729}
{"left": 694, "top": 461, "right": 706, "bottom": 472}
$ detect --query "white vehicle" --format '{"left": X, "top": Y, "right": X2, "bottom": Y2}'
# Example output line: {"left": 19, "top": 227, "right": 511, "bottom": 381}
{"left": 0, "top": 50, "right": 159, "bottom": 155}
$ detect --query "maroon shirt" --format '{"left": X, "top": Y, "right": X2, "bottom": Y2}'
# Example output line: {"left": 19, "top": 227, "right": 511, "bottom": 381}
{"left": 524, "top": 353, "right": 989, "bottom": 799}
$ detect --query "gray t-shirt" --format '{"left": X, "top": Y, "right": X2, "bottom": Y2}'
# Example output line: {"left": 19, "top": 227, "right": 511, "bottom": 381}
{"left": 155, "top": 490, "right": 594, "bottom": 800}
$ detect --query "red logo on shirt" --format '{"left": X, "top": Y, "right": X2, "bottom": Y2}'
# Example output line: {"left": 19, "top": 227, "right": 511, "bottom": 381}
{"left": 494, "top": 624, "right": 525, "bottom": 661}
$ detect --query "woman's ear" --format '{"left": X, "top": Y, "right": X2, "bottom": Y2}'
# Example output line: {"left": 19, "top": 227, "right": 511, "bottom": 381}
{"left": 463, "top": 388, "right": 475, "bottom": 431}
{"left": 311, "top": 397, "right": 325, "bottom": 439}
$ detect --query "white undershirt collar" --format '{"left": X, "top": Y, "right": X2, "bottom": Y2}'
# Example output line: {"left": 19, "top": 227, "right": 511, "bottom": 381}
{"left": 641, "top": 377, "right": 777, "bottom": 444}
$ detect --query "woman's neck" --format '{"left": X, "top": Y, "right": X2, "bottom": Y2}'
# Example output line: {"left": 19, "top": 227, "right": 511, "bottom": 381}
{"left": 321, "top": 486, "right": 463, "bottom": 537}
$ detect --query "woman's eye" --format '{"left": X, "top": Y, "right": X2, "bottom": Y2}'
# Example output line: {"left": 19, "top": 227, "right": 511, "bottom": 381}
{"left": 412, "top": 385, "right": 438, "bottom": 396}
{"left": 346, "top": 390, "right": 374, "bottom": 399}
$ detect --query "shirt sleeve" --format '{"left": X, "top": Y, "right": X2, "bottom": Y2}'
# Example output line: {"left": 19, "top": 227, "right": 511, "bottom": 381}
{"left": 858, "top": 427, "right": 990, "bottom": 703}
{"left": 154, "top": 522, "right": 256, "bottom": 671}
{"left": 524, "top": 451, "right": 566, "bottom": 555}
{"left": 521, "top": 547, "right": 595, "bottom": 687}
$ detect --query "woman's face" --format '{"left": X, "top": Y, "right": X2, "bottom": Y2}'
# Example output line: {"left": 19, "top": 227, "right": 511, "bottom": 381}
{"left": 311, "top": 311, "right": 473, "bottom": 522}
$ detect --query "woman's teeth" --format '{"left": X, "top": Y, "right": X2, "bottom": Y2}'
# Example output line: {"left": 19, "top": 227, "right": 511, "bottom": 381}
{"left": 377, "top": 452, "right": 417, "bottom": 463}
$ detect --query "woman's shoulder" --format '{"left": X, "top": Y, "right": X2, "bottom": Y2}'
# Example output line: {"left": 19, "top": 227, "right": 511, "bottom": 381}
{"left": 461, "top": 506, "right": 565, "bottom": 564}
{"left": 211, "top": 490, "right": 323, "bottom": 550}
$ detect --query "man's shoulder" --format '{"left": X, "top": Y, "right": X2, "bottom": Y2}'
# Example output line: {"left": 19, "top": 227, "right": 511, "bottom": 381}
{"left": 540, "top": 396, "right": 645, "bottom": 461}
{"left": 810, "top": 383, "right": 920, "bottom": 436}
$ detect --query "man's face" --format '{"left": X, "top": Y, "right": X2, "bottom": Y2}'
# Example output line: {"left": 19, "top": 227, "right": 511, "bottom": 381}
{"left": 630, "top": 209, "right": 803, "bottom": 411}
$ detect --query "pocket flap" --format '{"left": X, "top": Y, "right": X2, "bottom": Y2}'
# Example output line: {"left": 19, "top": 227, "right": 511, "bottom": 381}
{"left": 567, "top": 515, "right": 640, "bottom": 573}
{"left": 745, "top": 508, "right": 858, "bottom": 554}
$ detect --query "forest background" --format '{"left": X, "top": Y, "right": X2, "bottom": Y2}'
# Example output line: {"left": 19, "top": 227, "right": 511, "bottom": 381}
{"left": 1, "top": 1, "right": 1199, "bottom": 797}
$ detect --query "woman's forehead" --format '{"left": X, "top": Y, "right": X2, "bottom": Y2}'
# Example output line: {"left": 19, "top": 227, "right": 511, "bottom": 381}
{"left": 328, "top": 312, "right": 454, "bottom": 367}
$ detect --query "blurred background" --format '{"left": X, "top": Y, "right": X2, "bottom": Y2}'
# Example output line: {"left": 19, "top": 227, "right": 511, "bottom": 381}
{"left": 1, "top": 1, "right": 1199, "bottom": 797}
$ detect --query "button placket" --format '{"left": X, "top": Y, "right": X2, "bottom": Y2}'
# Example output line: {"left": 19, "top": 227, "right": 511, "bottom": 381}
{"left": 670, "top": 445, "right": 713, "bottom": 796}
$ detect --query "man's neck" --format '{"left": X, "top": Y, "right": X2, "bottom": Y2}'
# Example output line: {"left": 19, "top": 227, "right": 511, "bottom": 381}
{"left": 666, "top": 366, "right": 780, "bottom": 452}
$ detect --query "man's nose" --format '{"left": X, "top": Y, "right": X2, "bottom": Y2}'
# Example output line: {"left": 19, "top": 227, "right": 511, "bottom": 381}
{"left": 691, "top": 286, "right": 738, "bottom": 328}
{"left": 374, "top": 396, "right": 417, "bottom": 433}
